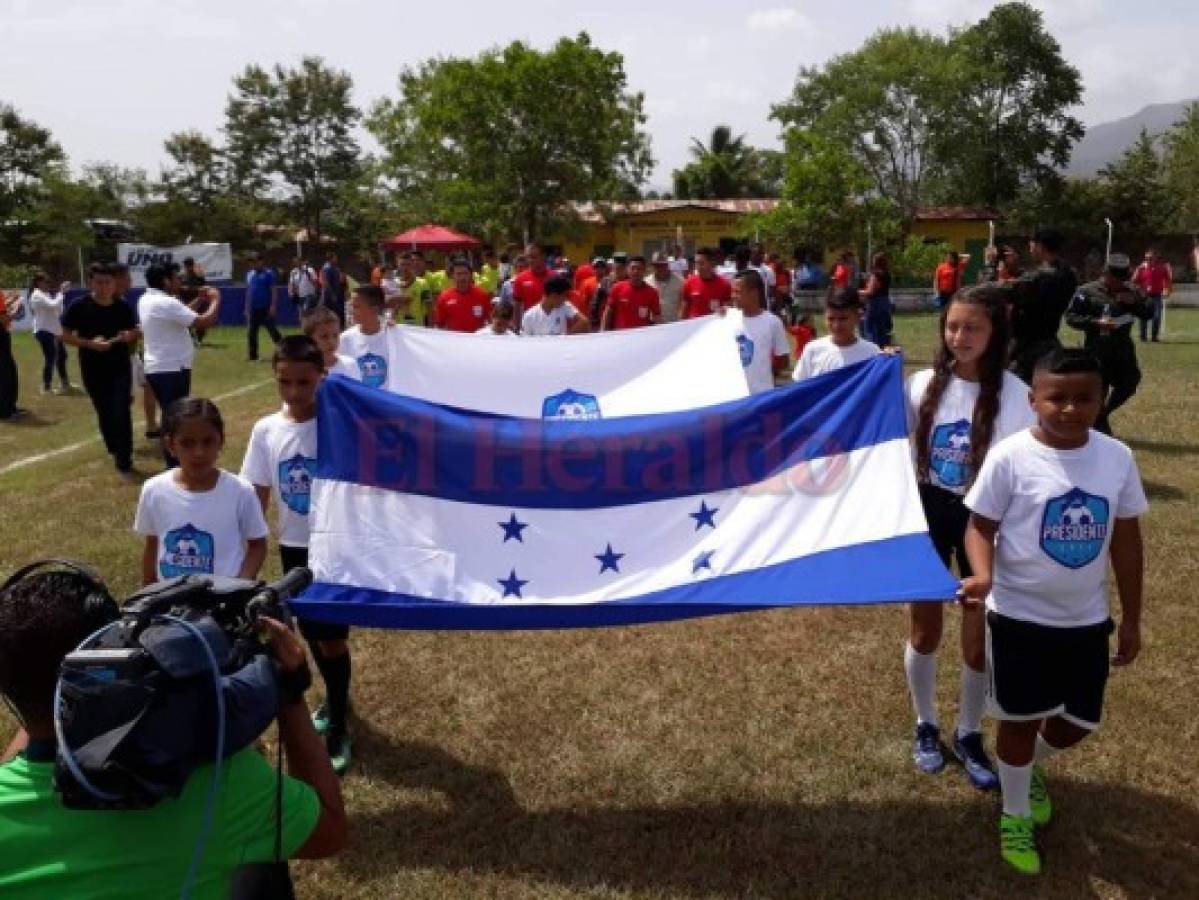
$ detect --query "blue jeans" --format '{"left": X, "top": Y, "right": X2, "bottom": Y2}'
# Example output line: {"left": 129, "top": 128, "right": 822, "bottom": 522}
{"left": 35, "top": 330, "right": 69, "bottom": 389}
{"left": 145, "top": 368, "right": 191, "bottom": 467}
{"left": 1139, "top": 295, "right": 1163, "bottom": 341}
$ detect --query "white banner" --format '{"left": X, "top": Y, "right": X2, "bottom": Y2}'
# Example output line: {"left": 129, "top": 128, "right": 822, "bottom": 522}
{"left": 117, "top": 243, "right": 233, "bottom": 287}
{"left": 381, "top": 313, "right": 751, "bottom": 417}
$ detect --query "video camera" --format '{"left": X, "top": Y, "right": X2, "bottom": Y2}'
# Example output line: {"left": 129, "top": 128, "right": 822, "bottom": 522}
{"left": 54, "top": 568, "right": 312, "bottom": 810}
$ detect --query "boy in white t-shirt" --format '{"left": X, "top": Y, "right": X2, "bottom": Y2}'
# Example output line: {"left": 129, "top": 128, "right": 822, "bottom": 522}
{"left": 337, "top": 284, "right": 390, "bottom": 388}
{"left": 731, "top": 269, "right": 790, "bottom": 393}
{"left": 477, "top": 299, "right": 518, "bottom": 336}
{"left": 520, "top": 274, "right": 590, "bottom": 336}
{"left": 303, "top": 306, "right": 359, "bottom": 381}
{"left": 961, "top": 348, "right": 1147, "bottom": 876}
{"left": 240, "top": 335, "right": 353, "bottom": 776}
{"left": 791, "top": 289, "right": 880, "bottom": 381}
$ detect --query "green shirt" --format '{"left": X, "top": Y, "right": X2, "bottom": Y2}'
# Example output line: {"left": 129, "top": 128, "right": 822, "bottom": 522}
{"left": 423, "top": 270, "right": 449, "bottom": 297}
{"left": 474, "top": 264, "right": 500, "bottom": 296}
{"left": 0, "top": 748, "right": 320, "bottom": 900}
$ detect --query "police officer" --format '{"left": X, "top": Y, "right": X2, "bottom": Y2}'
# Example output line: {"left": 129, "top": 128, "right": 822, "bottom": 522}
{"left": 1005, "top": 228, "right": 1078, "bottom": 383}
{"left": 1065, "top": 252, "right": 1153, "bottom": 435}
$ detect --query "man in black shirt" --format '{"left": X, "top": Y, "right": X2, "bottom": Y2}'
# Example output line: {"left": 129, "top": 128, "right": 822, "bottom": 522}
{"left": 1006, "top": 228, "right": 1078, "bottom": 383}
{"left": 61, "top": 263, "right": 138, "bottom": 478}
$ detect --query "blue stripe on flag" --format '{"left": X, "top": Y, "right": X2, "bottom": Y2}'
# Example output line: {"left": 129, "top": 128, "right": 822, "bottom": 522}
{"left": 316, "top": 354, "right": 907, "bottom": 510}
{"left": 291, "top": 532, "right": 958, "bottom": 630}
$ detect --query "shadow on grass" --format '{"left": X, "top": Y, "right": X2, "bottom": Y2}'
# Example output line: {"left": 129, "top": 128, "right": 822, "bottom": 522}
{"left": 1143, "top": 479, "right": 1186, "bottom": 502}
{"left": 0, "top": 412, "right": 51, "bottom": 429}
{"left": 1126, "top": 438, "right": 1199, "bottom": 457}
{"left": 336, "top": 722, "right": 1199, "bottom": 898}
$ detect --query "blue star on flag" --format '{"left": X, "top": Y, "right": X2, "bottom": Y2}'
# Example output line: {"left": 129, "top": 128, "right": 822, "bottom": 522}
{"left": 497, "top": 569, "right": 529, "bottom": 598}
{"left": 595, "top": 543, "right": 625, "bottom": 574}
{"left": 690, "top": 500, "right": 719, "bottom": 530}
{"left": 692, "top": 549, "right": 716, "bottom": 574}
{"left": 498, "top": 513, "right": 528, "bottom": 543}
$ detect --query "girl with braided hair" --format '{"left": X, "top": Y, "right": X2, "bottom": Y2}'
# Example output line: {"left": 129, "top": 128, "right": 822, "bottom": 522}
{"left": 903, "top": 285, "right": 1034, "bottom": 788}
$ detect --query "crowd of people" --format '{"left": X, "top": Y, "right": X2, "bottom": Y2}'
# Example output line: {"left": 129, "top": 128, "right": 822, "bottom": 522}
{"left": 0, "top": 227, "right": 1164, "bottom": 888}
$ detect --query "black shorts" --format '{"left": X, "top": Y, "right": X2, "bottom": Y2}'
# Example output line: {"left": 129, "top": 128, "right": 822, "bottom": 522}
{"left": 279, "top": 545, "right": 350, "bottom": 643}
{"left": 919, "top": 483, "right": 972, "bottom": 578}
{"left": 986, "top": 611, "right": 1113, "bottom": 730}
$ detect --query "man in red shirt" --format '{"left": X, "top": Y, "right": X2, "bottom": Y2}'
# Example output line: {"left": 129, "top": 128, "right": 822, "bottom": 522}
{"left": 434, "top": 259, "right": 492, "bottom": 333}
{"left": 512, "top": 243, "right": 552, "bottom": 312}
{"left": 682, "top": 247, "right": 733, "bottom": 319}
{"left": 1132, "top": 248, "right": 1172, "bottom": 342}
{"left": 573, "top": 259, "right": 595, "bottom": 292}
{"left": 601, "top": 255, "right": 661, "bottom": 330}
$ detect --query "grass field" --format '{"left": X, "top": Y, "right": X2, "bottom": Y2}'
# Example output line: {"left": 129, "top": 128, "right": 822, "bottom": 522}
{"left": 2, "top": 315, "right": 1198, "bottom": 899}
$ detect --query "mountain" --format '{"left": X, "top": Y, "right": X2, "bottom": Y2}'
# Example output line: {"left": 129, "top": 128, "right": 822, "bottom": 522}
{"left": 1067, "top": 100, "right": 1197, "bottom": 177}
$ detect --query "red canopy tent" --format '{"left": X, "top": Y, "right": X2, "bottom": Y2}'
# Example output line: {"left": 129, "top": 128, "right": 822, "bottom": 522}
{"left": 380, "top": 224, "right": 481, "bottom": 253}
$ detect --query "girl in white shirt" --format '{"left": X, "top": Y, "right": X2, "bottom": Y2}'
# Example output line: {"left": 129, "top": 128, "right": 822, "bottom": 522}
{"left": 27, "top": 272, "right": 72, "bottom": 394}
{"left": 903, "top": 284, "right": 1035, "bottom": 788}
{"left": 134, "top": 397, "right": 268, "bottom": 586}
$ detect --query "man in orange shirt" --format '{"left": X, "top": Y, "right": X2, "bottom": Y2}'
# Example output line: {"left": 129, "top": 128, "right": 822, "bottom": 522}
{"left": 433, "top": 259, "right": 492, "bottom": 333}
{"left": 577, "top": 257, "right": 609, "bottom": 326}
{"left": 601, "top": 256, "right": 661, "bottom": 330}
{"left": 682, "top": 247, "right": 733, "bottom": 319}
{"left": 830, "top": 251, "right": 857, "bottom": 290}
{"left": 512, "top": 243, "right": 553, "bottom": 312}
{"left": 1132, "top": 248, "right": 1172, "bottom": 342}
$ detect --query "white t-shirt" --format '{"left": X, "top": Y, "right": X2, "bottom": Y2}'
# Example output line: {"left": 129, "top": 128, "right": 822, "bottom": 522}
{"left": 240, "top": 412, "right": 317, "bottom": 548}
{"left": 138, "top": 288, "right": 198, "bottom": 374}
{"left": 905, "top": 369, "right": 1035, "bottom": 494}
{"left": 475, "top": 325, "right": 518, "bottom": 337}
{"left": 134, "top": 469, "right": 269, "bottom": 579}
{"left": 328, "top": 353, "right": 361, "bottom": 380}
{"left": 29, "top": 288, "right": 64, "bottom": 335}
{"left": 521, "top": 301, "right": 580, "bottom": 336}
{"left": 337, "top": 324, "right": 390, "bottom": 388}
{"left": 964, "top": 429, "right": 1149, "bottom": 627}
{"left": 736, "top": 310, "right": 790, "bottom": 394}
{"left": 792, "top": 336, "right": 880, "bottom": 381}
{"left": 648, "top": 274, "right": 684, "bottom": 323}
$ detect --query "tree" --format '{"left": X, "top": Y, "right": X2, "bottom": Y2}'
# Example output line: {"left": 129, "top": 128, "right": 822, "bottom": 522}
{"left": 0, "top": 103, "right": 66, "bottom": 255}
{"left": 772, "top": 28, "right": 954, "bottom": 230}
{"left": 1163, "top": 102, "right": 1199, "bottom": 232}
{"left": 224, "top": 56, "right": 362, "bottom": 238}
{"left": 672, "top": 127, "right": 783, "bottom": 198}
{"left": 79, "top": 163, "right": 151, "bottom": 216}
{"left": 368, "top": 33, "right": 652, "bottom": 242}
{"left": 940, "top": 2, "right": 1083, "bottom": 207}
{"left": 1100, "top": 130, "right": 1174, "bottom": 238}
{"left": 161, "top": 130, "right": 226, "bottom": 208}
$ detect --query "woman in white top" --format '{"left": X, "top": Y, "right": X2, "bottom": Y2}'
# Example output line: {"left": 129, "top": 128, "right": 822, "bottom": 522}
{"left": 27, "top": 271, "right": 72, "bottom": 393}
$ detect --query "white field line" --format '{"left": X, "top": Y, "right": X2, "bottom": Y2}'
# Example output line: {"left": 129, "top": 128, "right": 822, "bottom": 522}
{"left": 0, "top": 378, "right": 273, "bottom": 476}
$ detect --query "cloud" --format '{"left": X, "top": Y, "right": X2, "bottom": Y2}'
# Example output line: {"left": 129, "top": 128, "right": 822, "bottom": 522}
{"left": 746, "top": 7, "right": 807, "bottom": 31}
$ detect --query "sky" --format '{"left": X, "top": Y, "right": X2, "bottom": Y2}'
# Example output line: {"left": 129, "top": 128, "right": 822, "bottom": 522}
{"left": 2, "top": 0, "right": 1198, "bottom": 191}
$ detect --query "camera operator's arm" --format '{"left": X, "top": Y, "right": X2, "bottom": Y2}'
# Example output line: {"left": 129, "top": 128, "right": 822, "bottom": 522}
{"left": 259, "top": 618, "right": 348, "bottom": 858}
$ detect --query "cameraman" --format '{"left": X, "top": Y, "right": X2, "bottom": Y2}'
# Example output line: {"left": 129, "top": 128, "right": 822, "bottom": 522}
{"left": 0, "top": 569, "right": 347, "bottom": 898}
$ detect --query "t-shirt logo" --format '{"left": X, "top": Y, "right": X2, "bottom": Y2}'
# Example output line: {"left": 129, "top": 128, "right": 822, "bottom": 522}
{"left": 736, "top": 333, "right": 755, "bottom": 368}
{"left": 542, "top": 388, "right": 601, "bottom": 421}
{"left": 357, "top": 352, "right": 387, "bottom": 388}
{"left": 279, "top": 454, "right": 316, "bottom": 515}
{"left": 1040, "top": 488, "right": 1110, "bottom": 569}
{"left": 930, "top": 419, "right": 971, "bottom": 487}
{"left": 161, "top": 523, "right": 215, "bottom": 577}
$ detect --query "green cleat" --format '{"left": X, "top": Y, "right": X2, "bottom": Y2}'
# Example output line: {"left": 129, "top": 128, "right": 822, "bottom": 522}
{"left": 1000, "top": 814, "right": 1041, "bottom": 875}
{"left": 1030, "top": 765, "right": 1052, "bottom": 827}
{"left": 310, "top": 701, "right": 330, "bottom": 736}
{"left": 327, "top": 731, "right": 352, "bottom": 776}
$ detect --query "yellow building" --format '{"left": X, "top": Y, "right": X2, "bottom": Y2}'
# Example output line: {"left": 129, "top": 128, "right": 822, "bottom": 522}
{"left": 554, "top": 200, "right": 998, "bottom": 280}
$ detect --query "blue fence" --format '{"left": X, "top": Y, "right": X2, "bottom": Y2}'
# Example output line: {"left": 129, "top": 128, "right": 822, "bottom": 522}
{"left": 64, "top": 286, "right": 305, "bottom": 328}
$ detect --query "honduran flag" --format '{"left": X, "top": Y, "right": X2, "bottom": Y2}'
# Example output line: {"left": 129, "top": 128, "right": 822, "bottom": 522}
{"left": 292, "top": 353, "right": 958, "bottom": 630}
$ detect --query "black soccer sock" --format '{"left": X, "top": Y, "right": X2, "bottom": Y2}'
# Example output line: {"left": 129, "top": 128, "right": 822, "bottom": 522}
{"left": 321, "top": 649, "right": 352, "bottom": 736}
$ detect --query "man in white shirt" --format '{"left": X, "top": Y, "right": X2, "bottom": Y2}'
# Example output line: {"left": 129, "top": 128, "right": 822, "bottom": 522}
{"left": 521, "top": 275, "right": 590, "bottom": 336}
{"left": 138, "top": 262, "right": 221, "bottom": 465}
{"left": 792, "top": 289, "right": 880, "bottom": 381}
{"left": 648, "top": 252, "right": 685, "bottom": 323}
{"left": 731, "top": 270, "right": 790, "bottom": 393}
{"left": 288, "top": 258, "right": 319, "bottom": 314}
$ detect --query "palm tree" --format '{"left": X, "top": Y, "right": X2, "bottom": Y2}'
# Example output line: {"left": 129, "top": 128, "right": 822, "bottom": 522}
{"left": 673, "top": 125, "right": 753, "bottom": 199}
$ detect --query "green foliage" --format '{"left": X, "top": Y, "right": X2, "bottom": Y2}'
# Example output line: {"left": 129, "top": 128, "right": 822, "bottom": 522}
{"left": 1163, "top": 103, "right": 1199, "bottom": 232}
{"left": 161, "top": 130, "right": 226, "bottom": 208}
{"left": 889, "top": 235, "right": 949, "bottom": 287}
{"left": 367, "top": 32, "right": 652, "bottom": 242}
{"left": 0, "top": 261, "right": 35, "bottom": 287}
{"left": 1100, "top": 130, "right": 1173, "bottom": 238}
{"left": 672, "top": 126, "right": 781, "bottom": 199}
{"left": 0, "top": 103, "right": 67, "bottom": 259}
{"left": 224, "top": 56, "right": 362, "bottom": 238}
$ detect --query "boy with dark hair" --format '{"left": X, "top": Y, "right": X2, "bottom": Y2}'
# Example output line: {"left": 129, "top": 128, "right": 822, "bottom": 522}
{"left": 302, "top": 307, "right": 358, "bottom": 380}
{"left": 1007, "top": 228, "right": 1077, "bottom": 383}
{"left": 241, "top": 335, "right": 354, "bottom": 775}
{"left": 338, "top": 285, "right": 389, "bottom": 388}
{"left": 61, "top": 263, "right": 139, "bottom": 478}
{"left": 961, "top": 347, "right": 1146, "bottom": 875}
{"left": 791, "top": 289, "right": 879, "bottom": 381}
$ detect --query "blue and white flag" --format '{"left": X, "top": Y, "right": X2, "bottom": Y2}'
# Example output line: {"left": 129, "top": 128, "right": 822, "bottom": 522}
{"left": 293, "top": 354, "right": 958, "bottom": 629}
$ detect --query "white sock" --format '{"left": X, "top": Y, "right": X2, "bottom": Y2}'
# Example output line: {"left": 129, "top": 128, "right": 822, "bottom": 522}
{"left": 955, "top": 666, "right": 987, "bottom": 738}
{"left": 998, "top": 761, "right": 1033, "bottom": 818}
{"left": 1034, "top": 733, "right": 1062, "bottom": 766}
{"left": 904, "top": 643, "right": 938, "bottom": 726}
